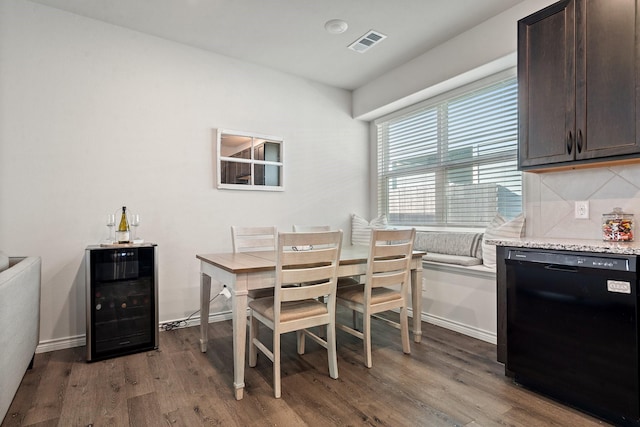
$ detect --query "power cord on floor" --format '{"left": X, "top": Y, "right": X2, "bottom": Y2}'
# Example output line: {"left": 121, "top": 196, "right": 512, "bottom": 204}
{"left": 161, "top": 286, "right": 231, "bottom": 331}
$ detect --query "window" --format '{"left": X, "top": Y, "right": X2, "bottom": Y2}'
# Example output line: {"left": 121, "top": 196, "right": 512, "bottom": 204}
{"left": 216, "top": 129, "right": 284, "bottom": 191}
{"left": 375, "top": 69, "right": 521, "bottom": 228}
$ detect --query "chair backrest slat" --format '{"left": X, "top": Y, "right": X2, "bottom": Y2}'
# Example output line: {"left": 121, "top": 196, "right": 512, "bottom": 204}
{"left": 281, "top": 247, "right": 336, "bottom": 264}
{"left": 370, "top": 271, "right": 408, "bottom": 289}
{"left": 279, "top": 280, "right": 333, "bottom": 302}
{"left": 374, "top": 242, "right": 412, "bottom": 259}
{"left": 373, "top": 257, "right": 410, "bottom": 274}
{"left": 282, "top": 264, "right": 335, "bottom": 286}
{"left": 292, "top": 225, "right": 331, "bottom": 232}
{"left": 231, "top": 226, "right": 277, "bottom": 253}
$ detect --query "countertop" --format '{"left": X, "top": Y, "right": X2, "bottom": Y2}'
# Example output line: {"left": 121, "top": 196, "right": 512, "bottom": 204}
{"left": 485, "top": 237, "right": 640, "bottom": 255}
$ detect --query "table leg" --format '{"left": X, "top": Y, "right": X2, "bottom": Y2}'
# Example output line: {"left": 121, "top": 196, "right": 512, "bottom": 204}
{"left": 231, "top": 283, "right": 248, "bottom": 400}
{"left": 199, "top": 273, "right": 211, "bottom": 352}
{"left": 411, "top": 266, "right": 423, "bottom": 343}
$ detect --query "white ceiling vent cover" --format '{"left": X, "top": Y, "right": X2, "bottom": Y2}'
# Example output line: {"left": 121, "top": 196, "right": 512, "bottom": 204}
{"left": 348, "top": 30, "right": 387, "bottom": 53}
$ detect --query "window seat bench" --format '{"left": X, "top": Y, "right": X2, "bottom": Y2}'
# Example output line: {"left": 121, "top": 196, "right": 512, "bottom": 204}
{"left": 413, "top": 231, "right": 497, "bottom": 344}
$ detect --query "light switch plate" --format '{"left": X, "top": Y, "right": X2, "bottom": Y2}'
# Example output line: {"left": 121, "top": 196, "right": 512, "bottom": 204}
{"left": 575, "top": 201, "right": 589, "bottom": 219}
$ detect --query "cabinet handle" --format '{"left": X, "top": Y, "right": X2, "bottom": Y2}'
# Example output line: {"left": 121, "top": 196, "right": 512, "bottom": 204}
{"left": 566, "top": 131, "right": 573, "bottom": 155}
{"left": 576, "top": 129, "right": 583, "bottom": 153}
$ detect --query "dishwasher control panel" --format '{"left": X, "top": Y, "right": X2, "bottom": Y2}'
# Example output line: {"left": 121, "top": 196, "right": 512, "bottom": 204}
{"left": 506, "top": 249, "right": 635, "bottom": 272}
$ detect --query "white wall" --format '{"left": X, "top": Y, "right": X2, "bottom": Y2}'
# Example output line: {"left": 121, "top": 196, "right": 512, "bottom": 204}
{"left": 353, "top": 0, "right": 556, "bottom": 121}
{"left": 0, "top": 0, "right": 369, "bottom": 350}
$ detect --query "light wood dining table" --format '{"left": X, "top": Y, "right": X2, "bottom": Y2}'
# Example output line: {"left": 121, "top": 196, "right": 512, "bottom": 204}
{"left": 196, "top": 245, "right": 426, "bottom": 400}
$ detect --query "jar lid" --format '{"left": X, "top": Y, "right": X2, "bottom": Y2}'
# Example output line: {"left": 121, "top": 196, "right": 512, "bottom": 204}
{"left": 604, "top": 207, "right": 633, "bottom": 217}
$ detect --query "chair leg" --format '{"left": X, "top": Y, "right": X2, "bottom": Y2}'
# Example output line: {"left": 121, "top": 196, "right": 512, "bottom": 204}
{"left": 400, "top": 306, "right": 411, "bottom": 354}
{"left": 319, "top": 297, "right": 327, "bottom": 339}
{"left": 363, "top": 313, "right": 372, "bottom": 368}
{"left": 327, "top": 322, "right": 339, "bottom": 379}
{"left": 296, "top": 330, "right": 305, "bottom": 355}
{"left": 273, "top": 332, "right": 281, "bottom": 398}
{"left": 249, "top": 314, "right": 258, "bottom": 367}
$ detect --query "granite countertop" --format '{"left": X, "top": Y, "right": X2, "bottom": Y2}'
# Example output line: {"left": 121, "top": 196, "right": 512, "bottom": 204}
{"left": 485, "top": 237, "right": 640, "bottom": 255}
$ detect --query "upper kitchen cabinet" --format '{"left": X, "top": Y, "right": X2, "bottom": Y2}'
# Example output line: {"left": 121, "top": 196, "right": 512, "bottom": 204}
{"left": 518, "top": 0, "right": 640, "bottom": 170}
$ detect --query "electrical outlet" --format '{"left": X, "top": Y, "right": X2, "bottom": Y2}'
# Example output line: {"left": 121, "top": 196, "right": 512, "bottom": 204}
{"left": 575, "top": 201, "right": 589, "bottom": 219}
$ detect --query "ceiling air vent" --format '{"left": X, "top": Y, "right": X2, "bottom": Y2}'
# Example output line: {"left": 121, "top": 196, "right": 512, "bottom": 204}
{"left": 348, "top": 30, "right": 387, "bottom": 53}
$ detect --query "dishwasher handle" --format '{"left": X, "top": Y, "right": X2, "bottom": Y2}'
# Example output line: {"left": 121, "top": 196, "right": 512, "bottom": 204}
{"left": 544, "top": 264, "right": 578, "bottom": 273}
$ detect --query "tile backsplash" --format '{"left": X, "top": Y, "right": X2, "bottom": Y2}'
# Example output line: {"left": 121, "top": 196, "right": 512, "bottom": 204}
{"left": 524, "top": 164, "right": 640, "bottom": 239}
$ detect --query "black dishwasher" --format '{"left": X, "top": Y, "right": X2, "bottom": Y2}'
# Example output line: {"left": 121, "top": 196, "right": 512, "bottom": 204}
{"left": 506, "top": 248, "right": 639, "bottom": 426}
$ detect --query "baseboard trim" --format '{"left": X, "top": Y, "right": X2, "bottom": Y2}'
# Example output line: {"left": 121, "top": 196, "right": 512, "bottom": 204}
{"left": 159, "top": 310, "right": 233, "bottom": 331}
{"left": 418, "top": 311, "right": 496, "bottom": 344}
{"left": 36, "top": 310, "right": 234, "bottom": 353}
{"left": 36, "top": 334, "right": 86, "bottom": 353}
{"left": 37, "top": 309, "right": 496, "bottom": 353}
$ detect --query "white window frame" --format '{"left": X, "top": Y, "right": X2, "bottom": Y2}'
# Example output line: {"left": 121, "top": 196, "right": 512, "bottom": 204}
{"left": 374, "top": 68, "right": 521, "bottom": 229}
{"left": 216, "top": 128, "right": 284, "bottom": 192}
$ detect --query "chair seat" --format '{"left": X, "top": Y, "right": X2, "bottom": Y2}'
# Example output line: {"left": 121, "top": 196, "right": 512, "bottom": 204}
{"left": 336, "top": 284, "right": 402, "bottom": 305}
{"left": 249, "top": 297, "right": 328, "bottom": 322}
{"left": 248, "top": 288, "right": 274, "bottom": 299}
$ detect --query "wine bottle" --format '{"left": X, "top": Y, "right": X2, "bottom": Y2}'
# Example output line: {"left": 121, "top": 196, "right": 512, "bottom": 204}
{"left": 115, "top": 206, "right": 130, "bottom": 243}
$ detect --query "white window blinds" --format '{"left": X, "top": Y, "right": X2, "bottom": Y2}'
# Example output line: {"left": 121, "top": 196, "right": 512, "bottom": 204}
{"left": 375, "top": 70, "right": 522, "bottom": 227}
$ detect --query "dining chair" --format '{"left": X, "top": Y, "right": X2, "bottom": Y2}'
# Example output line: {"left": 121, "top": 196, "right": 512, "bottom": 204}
{"left": 231, "top": 226, "right": 277, "bottom": 299}
{"left": 336, "top": 228, "right": 416, "bottom": 368}
{"left": 248, "top": 230, "right": 343, "bottom": 398}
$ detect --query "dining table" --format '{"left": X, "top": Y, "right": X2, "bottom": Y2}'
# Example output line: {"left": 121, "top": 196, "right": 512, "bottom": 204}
{"left": 196, "top": 245, "right": 426, "bottom": 400}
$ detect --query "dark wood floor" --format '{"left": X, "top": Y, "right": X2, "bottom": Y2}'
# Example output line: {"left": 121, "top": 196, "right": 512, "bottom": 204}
{"left": 2, "top": 315, "right": 609, "bottom": 427}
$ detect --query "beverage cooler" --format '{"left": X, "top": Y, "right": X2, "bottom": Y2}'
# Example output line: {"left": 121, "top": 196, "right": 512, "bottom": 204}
{"left": 85, "top": 244, "right": 158, "bottom": 362}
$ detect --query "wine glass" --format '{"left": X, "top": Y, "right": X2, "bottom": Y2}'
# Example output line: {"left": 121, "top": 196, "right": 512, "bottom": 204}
{"left": 106, "top": 214, "right": 116, "bottom": 243}
{"left": 130, "top": 213, "right": 140, "bottom": 241}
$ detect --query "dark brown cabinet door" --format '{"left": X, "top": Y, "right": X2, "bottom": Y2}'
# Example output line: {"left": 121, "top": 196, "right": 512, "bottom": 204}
{"left": 519, "top": 0, "right": 575, "bottom": 168}
{"left": 576, "top": 0, "right": 639, "bottom": 160}
{"left": 518, "top": 0, "right": 640, "bottom": 170}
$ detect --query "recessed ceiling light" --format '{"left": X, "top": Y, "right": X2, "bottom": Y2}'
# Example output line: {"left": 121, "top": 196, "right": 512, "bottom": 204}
{"left": 324, "top": 19, "right": 348, "bottom": 35}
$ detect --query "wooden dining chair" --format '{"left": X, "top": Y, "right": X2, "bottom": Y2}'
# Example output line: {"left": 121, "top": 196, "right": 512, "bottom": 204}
{"left": 231, "top": 226, "right": 277, "bottom": 300}
{"left": 248, "top": 230, "right": 343, "bottom": 398}
{"left": 336, "top": 228, "right": 416, "bottom": 368}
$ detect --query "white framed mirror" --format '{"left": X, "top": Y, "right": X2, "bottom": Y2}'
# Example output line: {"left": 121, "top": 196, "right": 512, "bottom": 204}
{"left": 215, "top": 129, "right": 284, "bottom": 191}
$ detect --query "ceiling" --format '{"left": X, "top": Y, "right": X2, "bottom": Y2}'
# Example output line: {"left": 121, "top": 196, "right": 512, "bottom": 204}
{"left": 29, "top": 0, "right": 524, "bottom": 91}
